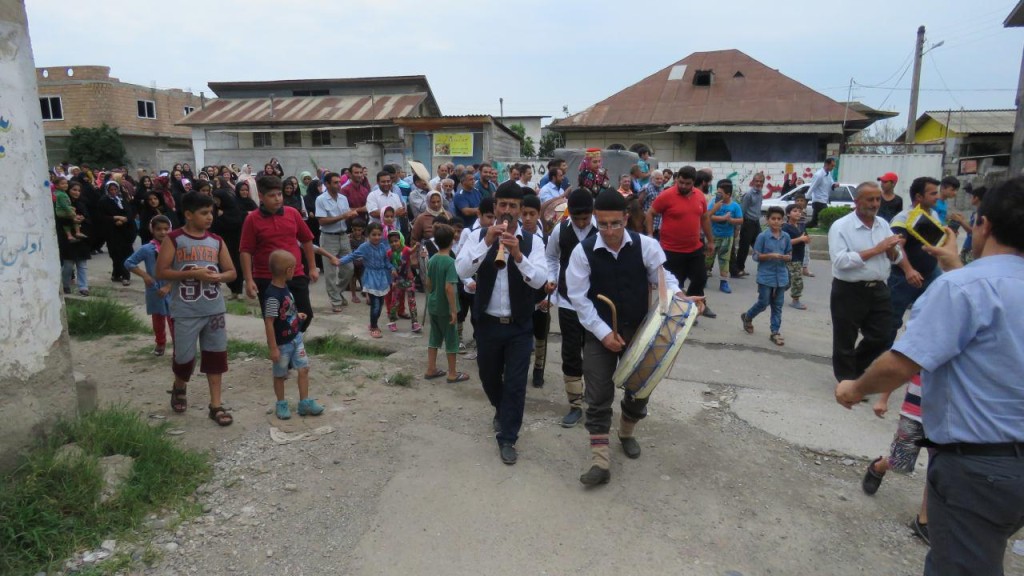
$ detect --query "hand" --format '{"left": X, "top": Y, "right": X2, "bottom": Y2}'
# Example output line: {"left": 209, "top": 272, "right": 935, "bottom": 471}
{"left": 269, "top": 347, "right": 280, "bottom": 363}
{"left": 875, "top": 235, "right": 901, "bottom": 253}
{"left": 157, "top": 285, "right": 171, "bottom": 298}
{"left": 308, "top": 267, "right": 319, "bottom": 283}
{"left": 449, "top": 311, "right": 458, "bottom": 325}
{"left": 802, "top": 234, "right": 811, "bottom": 244}
{"left": 704, "top": 243, "right": 714, "bottom": 256}
{"left": 601, "top": 331, "right": 626, "bottom": 353}
{"left": 196, "top": 268, "right": 220, "bottom": 283}
{"left": 544, "top": 281, "right": 556, "bottom": 294}
{"left": 948, "top": 212, "right": 964, "bottom": 224}
{"left": 539, "top": 300, "right": 551, "bottom": 312}
{"left": 298, "top": 313, "right": 307, "bottom": 321}
{"left": 396, "top": 206, "right": 407, "bottom": 217}
{"left": 467, "top": 281, "right": 476, "bottom": 291}
{"left": 75, "top": 215, "right": 85, "bottom": 223}
{"left": 501, "top": 232, "right": 521, "bottom": 260}
{"left": 675, "top": 292, "right": 705, "bottom": 316}
{"left": 245, "top": 280, "right": 258, "bottom": 299}
{"left": 835, "top": 380, "right": 863, "bottom": 408}
{"left": 922, "top": 227, "right": 964, "bottom": 272}
{"left": 484, "top": 221, "right": 506, "bottom": 245}
{"left": 905, "top": 268, "right": 924, "bottom": 289}
{"left": 328, "top": 255, "right": 340, "bottom": 267}
{"left": 143, "top": 276, "right": 155, "bottom": 288}
{"left": 872, "top": 398, "right": 888, "bottom": 418}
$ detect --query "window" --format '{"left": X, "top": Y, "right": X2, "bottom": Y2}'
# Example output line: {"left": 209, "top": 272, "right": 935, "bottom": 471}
{"left": 252, "top": 132, "right": 273, "bottom": 148}
{"left": 283, "top": 131, "right": 302, "bottom": 147}
{"left": 346, "top": 128, "right": 373, "bottom": 144}
{"left": 311, "top": 130, "right": 332, "bottom": 147}
{"left": 183, "top": 106, "right": 195, "bottom": 116}
{"left": 693, "top": 69, "right": 713, "bottom": 86}
{"left": 137, "top": 100, "right": 156, "bottom": 119}
{"left": 292, "top": 89, "right": 329, "bottom": 97}
{"left": 39, "top": 96, "right": 63, "bottom": 121}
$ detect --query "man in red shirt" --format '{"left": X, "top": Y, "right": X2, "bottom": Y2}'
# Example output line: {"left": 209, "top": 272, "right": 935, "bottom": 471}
{"left": 341, "top": 163, "right": 370, "bottom": 221}
{"left": 646, "top": 166, "right": 715, "bottom": 314}
{"left": 240, "top": 175, "right": 319, "bottom": 331}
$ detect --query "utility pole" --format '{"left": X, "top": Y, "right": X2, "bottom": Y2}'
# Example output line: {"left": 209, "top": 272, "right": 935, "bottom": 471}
{"left": 905, "top": 25, "right": 926, "bottom": 153}
{"left": 499, "top": 98, "right": 504, "bottom": 124}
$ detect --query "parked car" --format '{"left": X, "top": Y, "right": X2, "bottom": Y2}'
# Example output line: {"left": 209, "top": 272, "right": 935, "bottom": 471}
{"left": 759, "top": 182, "right": 858, "bottom": 219}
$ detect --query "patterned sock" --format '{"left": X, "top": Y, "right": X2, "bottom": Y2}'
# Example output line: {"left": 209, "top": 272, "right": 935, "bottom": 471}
{"left": 619, "top": 416, "right": 637, "bottom": 439}
{"left": 534, "top": 339, "right": 546, "bottom": 370}
{"left": 565, "top": 375, "right": 584, "bottom": 409}
{"left": 590, "top": 434, "right": 610, "bottom": 470}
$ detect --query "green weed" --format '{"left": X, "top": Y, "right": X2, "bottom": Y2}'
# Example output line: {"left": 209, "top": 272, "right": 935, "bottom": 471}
{"left": 66, "top": 298, "right": 148, "bottom": 340}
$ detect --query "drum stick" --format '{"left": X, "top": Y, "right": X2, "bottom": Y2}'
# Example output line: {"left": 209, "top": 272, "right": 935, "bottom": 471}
{"left": 596, "top": 294, "right": 617, "bottom": 333}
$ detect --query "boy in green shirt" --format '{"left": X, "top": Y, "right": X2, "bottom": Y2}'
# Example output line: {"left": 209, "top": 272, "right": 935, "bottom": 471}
{"left": 423, "top": 223, "right": 469, "bottom": 383}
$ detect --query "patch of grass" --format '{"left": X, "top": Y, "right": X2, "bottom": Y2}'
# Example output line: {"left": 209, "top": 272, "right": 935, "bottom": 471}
{"left": 66, "top": 297, "right": 148, "bottom": 341}
{"left": 88, "top": 286, "right": 113, "bottom": 299}
{"left": 389, "top": 372, "right": 414, "bottom": 387}
{"left": 226, "top": 338, "right": 268, "bottom": 359}
{"left": 0, "top": 406, "right": 210, "bottom": 575}
{"left": 304, "top": 335, "right": 394, "bottom": 361}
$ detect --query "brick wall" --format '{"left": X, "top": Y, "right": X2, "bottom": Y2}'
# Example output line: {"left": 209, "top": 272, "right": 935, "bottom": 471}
{"left": 36, "top": 66, "right": 200, "bottom": 139}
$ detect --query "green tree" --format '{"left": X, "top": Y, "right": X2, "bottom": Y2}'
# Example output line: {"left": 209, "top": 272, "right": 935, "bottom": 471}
{"left": 509, "top": 123, "right": 537, "bottom": 157}
{"left": 538, "top": 131, "right": 563, "bottom": 158}
{"left": 66, "top": 123, "right": 128, "bottom": 167}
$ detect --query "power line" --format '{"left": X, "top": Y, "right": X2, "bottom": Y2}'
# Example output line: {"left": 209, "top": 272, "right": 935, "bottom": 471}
{"left": 927, "top": 52, "right": 964, "bottom": 109}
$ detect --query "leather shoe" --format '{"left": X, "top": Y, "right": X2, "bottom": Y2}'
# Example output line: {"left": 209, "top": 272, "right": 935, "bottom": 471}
{"left": 532, "top": 368, "right": 544, "bottom": 388}
{"left": 862, "top": 457, "right": 885, "bottom": 495}
{"left": 620, "top": 437, "right": 641, "bottom": 459}
{"left": 702, "top": 305, "right": 718, "bottom": 319}
{"left": 499, "top": 443, "right": 517, "bottom": 465}
{"left": 579, "top": 465, "right": 610, "bottom": 485}
{"left": 561, "top": 407, "right": 583, "bottom": 428}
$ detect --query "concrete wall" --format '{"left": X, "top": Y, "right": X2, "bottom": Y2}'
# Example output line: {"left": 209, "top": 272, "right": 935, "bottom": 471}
{"left": 658, "top": 160, "right": 823, "bottom": 196}
{"left": 503, "top": 117, "right": 544, "bottom": 144}
{"left": 0, "top": 2, "right": 77, "bottom": 471}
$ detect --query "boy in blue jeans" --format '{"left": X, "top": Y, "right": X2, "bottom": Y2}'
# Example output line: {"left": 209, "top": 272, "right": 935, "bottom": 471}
{"left": 263, "top": 249, "right": 324, "bottom": 420}
{"left": 740, "top": 206, "right": 792, "bottom": 346}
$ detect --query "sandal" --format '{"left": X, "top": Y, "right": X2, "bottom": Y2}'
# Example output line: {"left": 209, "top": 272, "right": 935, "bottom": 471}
{"left": 370, "top": 328, "right": 383, "bottom": 339}
{"left": 424, "top": 369, "right": 447, "bottom": 380}
{"left": 447, "top": 372, "right": 470, "bottom": 383}
{"left": 351, "top": 294, "right": 361, "bottom": 304}
{"left": 167, "top": 385, "right": 187, "bottom": 413}
{"left": 208, "top": 404, "right": 233, "bottom": 426}
{"left": 740, "top": 313, "right": 754, "bottom": 334}
{"left": 770, "top": 333, "right": 785, "bottom": 346}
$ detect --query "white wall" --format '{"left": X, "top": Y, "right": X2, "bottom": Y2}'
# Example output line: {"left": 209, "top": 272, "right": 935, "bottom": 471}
{"left": 658, "top": 160, "right": 824, "bottom": 195}
{"left": 838, "top": 154, "right": 944, "bottom": 204}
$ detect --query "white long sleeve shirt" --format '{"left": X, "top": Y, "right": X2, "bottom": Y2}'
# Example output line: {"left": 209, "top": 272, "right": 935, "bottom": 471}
{"left": 545, "top": 218, "right": 596, "bottom": 310}
{"left": 828, "top": 212, "right": 904, "bottom": 282}
{"left": 455, "top": 226, "right": 547, "bottom": 317}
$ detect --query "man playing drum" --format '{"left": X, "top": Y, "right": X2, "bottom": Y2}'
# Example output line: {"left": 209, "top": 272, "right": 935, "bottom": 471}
{"left": 565, "top": 189, "right": 703, "bottom": 485}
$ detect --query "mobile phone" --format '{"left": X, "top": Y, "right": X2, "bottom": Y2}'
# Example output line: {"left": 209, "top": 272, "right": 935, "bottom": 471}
{"left": 911, "top": 214, "right": 945, "bottom": 247}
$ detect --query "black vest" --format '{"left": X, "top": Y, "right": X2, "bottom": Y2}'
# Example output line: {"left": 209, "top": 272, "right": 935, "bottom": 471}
{"left": 582, "top": 231, "right": 649, "bottom": 334}
{"left": 558, "top": 220, "right": 597, "bottom": 301}
{"left": 473, "top": 228, "right": 535, "bottom": 321}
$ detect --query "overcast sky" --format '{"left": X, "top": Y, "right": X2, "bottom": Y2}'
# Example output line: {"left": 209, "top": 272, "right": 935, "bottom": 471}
{"left": 24, "top": 0, "right": 1024, "bottom": 129}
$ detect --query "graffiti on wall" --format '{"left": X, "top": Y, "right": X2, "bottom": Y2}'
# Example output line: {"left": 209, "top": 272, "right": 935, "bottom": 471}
{"left": 659, "top": 161, "right": 820, "bottom": 198}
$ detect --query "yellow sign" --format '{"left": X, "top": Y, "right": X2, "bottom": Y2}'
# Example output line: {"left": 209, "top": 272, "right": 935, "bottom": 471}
{"left": 433, "top": 133, "right": 473, "bottom": 157}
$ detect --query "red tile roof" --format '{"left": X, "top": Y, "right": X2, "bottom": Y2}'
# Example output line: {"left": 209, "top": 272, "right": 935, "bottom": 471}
{"left": 551, "top": 49, "right": 866, "bottom": 130}
{"left": 178, "top": 93, "right": 429, "bottom": 127}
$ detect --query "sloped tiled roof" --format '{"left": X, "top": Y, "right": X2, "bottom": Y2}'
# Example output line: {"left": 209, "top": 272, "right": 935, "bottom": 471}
{"left": 179, "top": 93, "right": 428, "bottom": 127}
{"left": 925, "top": 109, "right": 1015, "bottom": 134}
{"left": 551, "top": 49, "right": 865, "bottom": 130}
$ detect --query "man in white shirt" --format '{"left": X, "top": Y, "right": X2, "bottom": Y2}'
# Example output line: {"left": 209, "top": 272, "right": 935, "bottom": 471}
{"left": 807, "top": 157, "right": 839, "bottom": 229}
{"left": 828, "top": 181, "right": 904, "bottom": 382}
{"left": 455, "top": 182, "right": 547, "bottom": 466}
{"left": 366, "top": 170, "right": 406, "bottom": 224}
{"left": 316, "top": 172, "right": 358, "bottom": 311}
{"left": 565, "top": 189, "right": 701, "bottom": 486}
{"left": 544, "top": 189, "right": 597, "bottom": 427}
{"left": 428, "top": 164, "right": 449, "bottom": 191}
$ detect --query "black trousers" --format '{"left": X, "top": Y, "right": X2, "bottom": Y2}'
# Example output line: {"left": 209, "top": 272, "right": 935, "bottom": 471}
{"left": 475, "top": 316, "right": 533, "bottom": 446}
{"left": 558, "top": 307, "right": 586, "bottom": 378}
{"left": 106, "top": 235, "right": 134, "bottom": 280}
{"left": 582, "top": 328, "right": 648, "bottom": 435}
{"left": 808, "top": 201, "right": 828, "bottom": 229}
{"left": 256, "top": 275, "right": 313, "bottom": 332}
{"left": 829, "top": 279, "right": 891, "bottom": 382}
{"left": 733, "top": 218, "right": 761, "bottom": 275}
{"left": 664, "top": 248, "right": 707, "bottom": 297}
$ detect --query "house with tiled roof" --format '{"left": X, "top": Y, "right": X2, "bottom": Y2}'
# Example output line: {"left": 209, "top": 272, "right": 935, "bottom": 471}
{"left": 549, "top": 49, "right": 889, "bottom": 163}
{"left": 899, "top": 109, "right": 1015, "bottom": 176}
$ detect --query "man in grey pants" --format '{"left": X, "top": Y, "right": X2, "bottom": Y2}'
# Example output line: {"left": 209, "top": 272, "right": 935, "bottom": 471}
{"left": 315, "top": 172, "right": 357, "bottom": 312}
{"left": 836, "top": 176, "right": 1024, "bottom": 576}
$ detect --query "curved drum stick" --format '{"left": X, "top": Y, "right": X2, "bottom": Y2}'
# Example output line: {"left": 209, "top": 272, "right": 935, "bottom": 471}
{"left": 595, "top": 294, "right": 617, "bottom": 334}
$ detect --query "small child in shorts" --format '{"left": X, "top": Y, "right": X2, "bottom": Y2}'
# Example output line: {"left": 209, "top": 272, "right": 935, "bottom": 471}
{"left": 262, "top": 250, "right": 324, "bottom": 420}
{"left": 125, "top": 215, "right": 174, "bottom": 355}
{"left": 423, "top": 223, "right": 468, "bottom": 383}
{"left": 156, "top": 192, "right": 237, "bottom": 426}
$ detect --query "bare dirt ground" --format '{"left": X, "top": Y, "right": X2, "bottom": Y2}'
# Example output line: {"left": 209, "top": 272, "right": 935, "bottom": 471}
{"left": 61, "top": 260, "right": 1023, "bottom": 576}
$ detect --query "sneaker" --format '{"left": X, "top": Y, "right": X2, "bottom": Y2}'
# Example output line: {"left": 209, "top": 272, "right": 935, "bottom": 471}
{"left": 387, "top": 322, "right": 398, "bottom": 332}
{"left": 561, "top": 407, "right": 583, "bottom": 428}
{"left": 297, "top": 398, "right": 324, "bottom": 416}
{"left": 790, "top": 301, "right": 807, "bottom": 310}
{"left": 465, "top": 350, "right": 478, "bottom": 360}
{"left": 719, "top": 280, "right": 732, "bottom": 294}
{"left": 411, "top": 322, "right": 422, "bottom": 333}
{"left": 275, "top": 400, "right": 291, "bottom": 420}
{"left": 458, "top": 342, "right": 467, "bottom": 354}
{"left": 152, "top": 346, "right": 165, "bottom": 357}
{"left": 910, "top": 516, "right": 930, "bottom": 546}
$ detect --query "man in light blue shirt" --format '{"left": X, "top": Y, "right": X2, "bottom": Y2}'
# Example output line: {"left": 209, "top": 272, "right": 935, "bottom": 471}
{"left": 836, "top": 177, "right": 1024, "bottom": 576}
{"left": 806, "top": 157, "right": 838, "bottom": 229}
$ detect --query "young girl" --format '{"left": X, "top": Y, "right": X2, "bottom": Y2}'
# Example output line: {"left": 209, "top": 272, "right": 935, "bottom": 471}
{"left": 124, "top": 215, "right": 174, "bottom": 355}
{"left": 385, "top": 230, "right": 421, "bottom": 333}
{"left": 381, "top": 206, "right": 399, "bottom": 239}
{"left": 340, "top": 222, "right": 394, "bottom": 338}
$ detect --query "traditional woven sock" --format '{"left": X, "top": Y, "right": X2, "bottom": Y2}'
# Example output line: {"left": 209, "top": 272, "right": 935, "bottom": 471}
{"left": 565, "top": 375, "right": 584, "bottom": 408}
{"left": 534, "top": 339, "right": 546, "bottom": 370}
{"left": 590, "top": 434, "right": 610, "bottom": 470}
{"left": 618, "top": 416, "right": 637, "bottom": 439}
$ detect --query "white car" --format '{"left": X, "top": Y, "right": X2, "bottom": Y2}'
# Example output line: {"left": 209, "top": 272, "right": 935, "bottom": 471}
{"left": 759, "top": 182, "right": 858, "bottom": 219}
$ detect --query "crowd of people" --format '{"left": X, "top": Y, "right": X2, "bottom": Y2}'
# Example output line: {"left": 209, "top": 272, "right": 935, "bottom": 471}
{"left": 48, "top": 149, "right": 1023, "bottom": 575}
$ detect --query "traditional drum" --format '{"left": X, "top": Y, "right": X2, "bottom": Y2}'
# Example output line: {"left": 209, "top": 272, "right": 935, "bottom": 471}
{"left": 598, "top": 268, "right": 698, "bottom": 400}
{"left": 540, "top": 197, "right": 569, "bottom": 235}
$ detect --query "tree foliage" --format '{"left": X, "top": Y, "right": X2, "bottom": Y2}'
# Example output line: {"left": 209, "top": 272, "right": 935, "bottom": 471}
{"left": 67, "top": 123, "right": 128, "bottom": 167}
{"left": 538, "top": 131, "right": 563, "bottom": 158}
{"left": 509, "top": 123, "right": 537, "bottom": 158}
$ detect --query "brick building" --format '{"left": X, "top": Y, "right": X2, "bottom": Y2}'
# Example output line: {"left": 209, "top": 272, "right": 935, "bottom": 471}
{"left": 36, "top": 65, "right": 201, "bottom": 170}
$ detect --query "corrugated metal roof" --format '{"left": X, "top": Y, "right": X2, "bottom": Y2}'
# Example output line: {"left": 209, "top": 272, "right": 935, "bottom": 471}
{"left": 179, "top": 93, "right": 428, "bottom": 127}
{"left": 926, "top": 109, "right": 1015, "bottom": 134}
{"left": 551, "top": 49, "right": 865, "bottom": 130}
{"left": 667, "top": 123, "right": 843, "bottom": 134}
